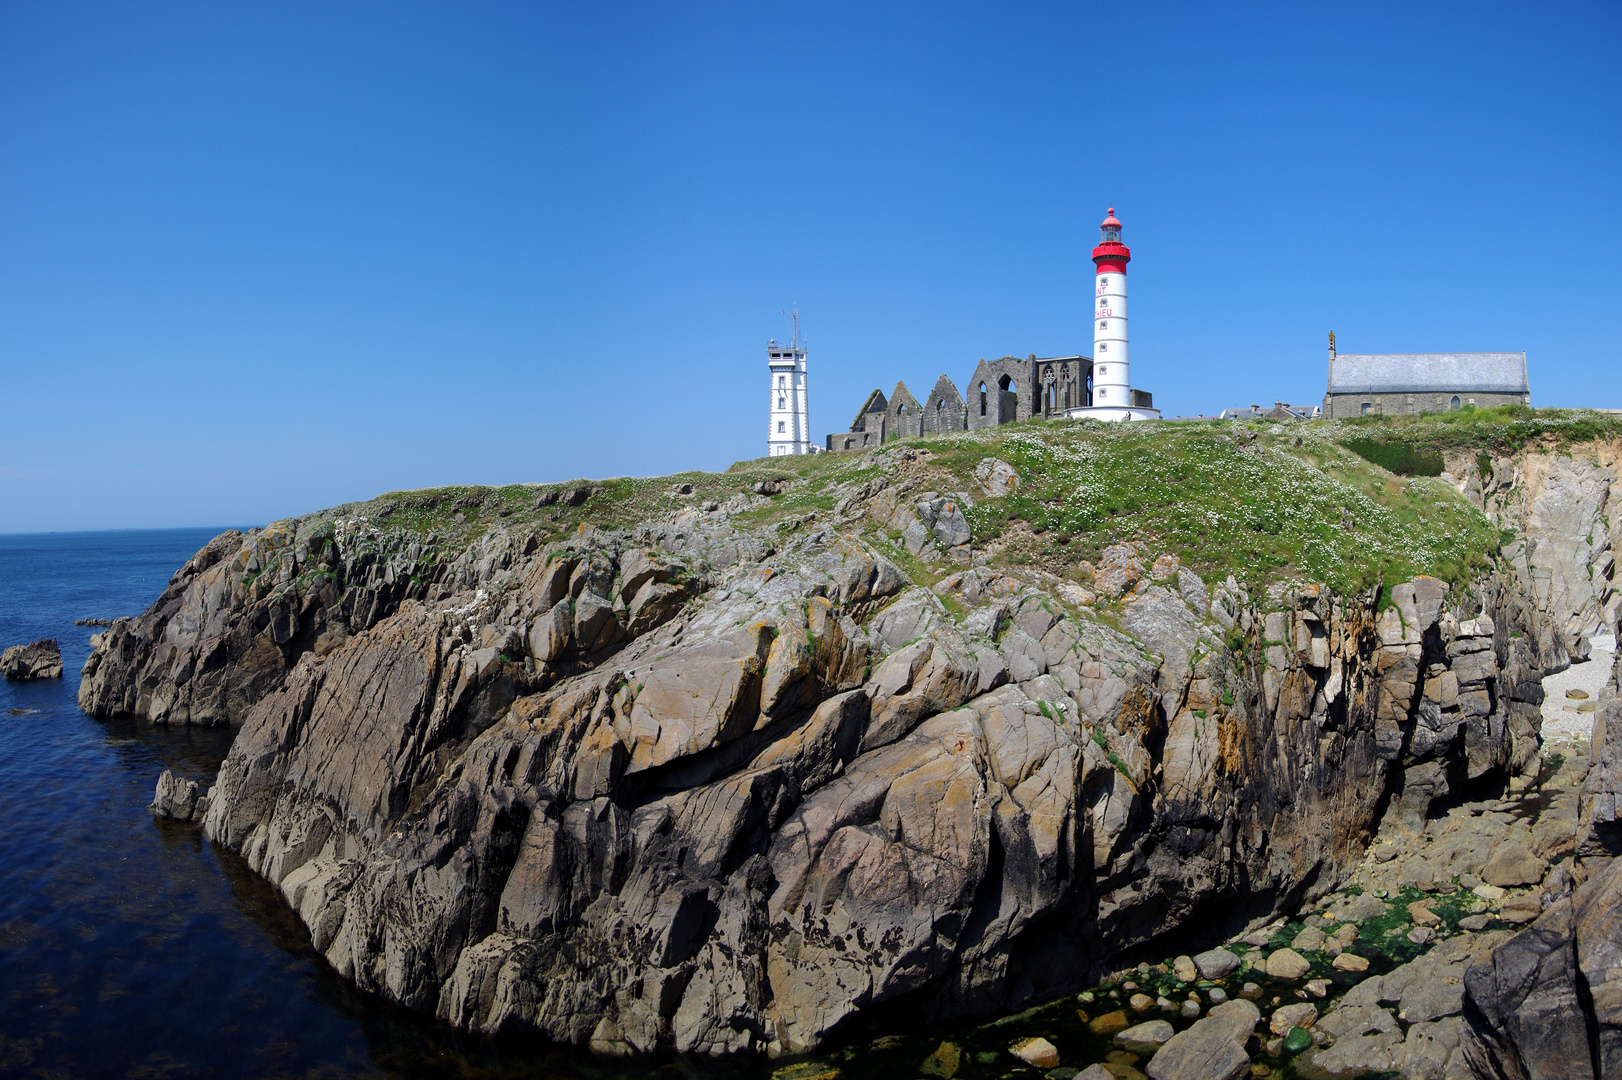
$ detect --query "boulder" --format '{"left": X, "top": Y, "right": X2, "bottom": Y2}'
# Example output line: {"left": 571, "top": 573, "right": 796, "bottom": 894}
{"left": 1, "top": 638, "right": 62, "bottom": 680}
{"left": 1291, "top": 925, "right": 1326, "bottom": 951}
{"left": 1408, "top": 900, "right": 1442, "bottom": 927}
{"left": 920, "top": 1040, "right": 961, "bottom": 1078}
{"left": 974, "top": 459, "right": 1019, "bottom": 498}
{"left": 1332, "top": 952, "right": 1370, "bottom": 972}
{"left": 1114, "top": 1019, "right": 1173, "bottom": 1054}
{"left": 1172, "top": 955, "right": 1197, "bottom": 983}
{"left": 1088, "top": 1011, "right": 1129, "bottom": 1036}
{"left": 1008, "top": 1037, "right": 1059, "bottom": 1069}
{"left": 1192, "top": 947, "right": 1242, "bottom": 980}
{"left": 1399, "top": 856, "right": 1437, "bottom": 891}
{"left": 1499, "top": 892, "right": 1543, "bottom": 923}
{"left": 1265, "top": 948, "right": 1311, "bottom": 980}
{"left": 1481, "top": 843, "right": 1547, "bottom": 887}
{"left": 1145, "top": 999, "right": 1259, "bottom": 1080}
{"left": 1269, "top": 1002, "right": 1317, "bottom": 1035}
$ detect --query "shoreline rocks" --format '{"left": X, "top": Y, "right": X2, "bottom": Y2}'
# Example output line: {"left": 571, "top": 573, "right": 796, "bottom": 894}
{"left": 150, "top": 769, "right": 210, "bottom": 822}
{"left": 2, "top": 638, "right": 63, "bottom": 681}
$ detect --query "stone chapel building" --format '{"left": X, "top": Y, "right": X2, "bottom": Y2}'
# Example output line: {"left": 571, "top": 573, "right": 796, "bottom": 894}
{"left": 1322, "top": 333, "right": 1530, "bottom": 419}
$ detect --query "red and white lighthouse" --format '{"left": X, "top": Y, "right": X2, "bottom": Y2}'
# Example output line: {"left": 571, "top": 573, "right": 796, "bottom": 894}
{"left": 1069, "top": 207, "right": 1158, "bottom": 421}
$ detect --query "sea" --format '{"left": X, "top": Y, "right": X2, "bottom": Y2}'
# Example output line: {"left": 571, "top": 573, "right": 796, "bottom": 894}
{"left": 0, "top": 530, "right": 775, "bottom": 1080}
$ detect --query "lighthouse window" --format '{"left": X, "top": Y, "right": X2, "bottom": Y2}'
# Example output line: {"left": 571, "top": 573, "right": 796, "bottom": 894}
{"left": 1099, "top": 343, "right": 1108, "bottom": 352}
{"left": 1099, "top": 366, "right": 1106, "bottom": 375}
{"left": 778, "top": 421, "right": 785, "bottom": 432}
{"left": 1099, "top": 321, "right": 1108, "bottom": 329}
{"left": 1099, "top": 387, "right": 1107, "bottom": 398}
{"left": 778, "top": 395, "right": 785, "bottom": 409}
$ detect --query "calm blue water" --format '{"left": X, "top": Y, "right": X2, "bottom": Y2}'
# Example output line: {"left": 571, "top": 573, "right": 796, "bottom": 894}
{"left": 0, "top": 530, "right": 767, "bottom": 1079}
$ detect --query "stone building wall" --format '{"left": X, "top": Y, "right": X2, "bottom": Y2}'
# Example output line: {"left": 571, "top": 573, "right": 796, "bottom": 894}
{"left": 885, "top": 382, "right": 922, "bottom": 441}
{"left": 920, "top": 375, "right": 968, "bottom": 436}
{"left": 826, "top": 429, "right": 883, "bottom": 452}
{"left": 1324, "top": 390, "right": 1529, "bottom": 420}
{"left": 968, "top": 357, "right": 1038, "bottom": 428}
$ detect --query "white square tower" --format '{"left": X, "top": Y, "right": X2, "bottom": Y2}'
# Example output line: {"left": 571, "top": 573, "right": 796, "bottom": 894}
{"left": 766, "top": 315, "right": 810, "bottom": 456}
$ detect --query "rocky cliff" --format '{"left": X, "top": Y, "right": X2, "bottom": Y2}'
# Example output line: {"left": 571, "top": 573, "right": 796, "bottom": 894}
{"left": 1459, "top": 650, "right": 1622, "bottom": 1078}
{"left": 82, "top": 415, "right": 1609, "bottom": 1058}
{"left": 78, "top": 513, "right": 542, "bottom": 725}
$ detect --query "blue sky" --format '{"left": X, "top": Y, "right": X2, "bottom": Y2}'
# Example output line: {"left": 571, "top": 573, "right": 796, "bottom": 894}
{"left": 1, "top": 1, "right": 1618, "bottom": 532}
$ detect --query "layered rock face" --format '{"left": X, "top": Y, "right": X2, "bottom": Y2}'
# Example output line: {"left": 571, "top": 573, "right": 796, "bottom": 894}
{"left": 1461, "top": 654, "right": 1622, "bottom": 1078}
{"left": 2, "top": 637, "right": 63, "bottom": 680}
{"left": 78, "top": 520, "right": 533, "bottom": 725}
{"left": 85, "top": 456, "right": 1560, "bottom": 1056}
{"left": 1450, "top": 441, "right": 1622, "bottom": 661}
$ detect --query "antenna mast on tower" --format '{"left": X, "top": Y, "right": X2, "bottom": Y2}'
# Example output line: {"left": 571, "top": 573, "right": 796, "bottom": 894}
{"left": 785, "top": 303, "right": 804, "bottom": 348}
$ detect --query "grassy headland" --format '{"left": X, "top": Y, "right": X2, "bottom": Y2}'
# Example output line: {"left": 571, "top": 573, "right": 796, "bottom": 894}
{"left": 300, "top": 406, "right": 1620, "bottom": 601}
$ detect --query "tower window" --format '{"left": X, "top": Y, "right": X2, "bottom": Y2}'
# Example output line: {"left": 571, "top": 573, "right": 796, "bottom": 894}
{"left": 1099, "top": 365, "right": 1106, "bottom": 374}
{"left": 1099, "top": 343, "right": 1108, "bottom": 352}
{"left": 1099, "top": 321, "right": 1107, "bottom": 329}
{"left": 778, "top": 421, "right": 785, "bottom": 432}
{"left": 778, "top": 395, "right": 785, "bottom": 409}
{"left": 1099, "top": 387, "right": 1107, "bottom": 398}
{"left": 777, "top": 376, "right": 785, "bottom": 387}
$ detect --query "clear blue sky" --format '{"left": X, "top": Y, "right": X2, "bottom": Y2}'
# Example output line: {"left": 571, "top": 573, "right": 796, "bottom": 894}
{"left": 2, "top": 2, "right": 1618, "bottom": 532}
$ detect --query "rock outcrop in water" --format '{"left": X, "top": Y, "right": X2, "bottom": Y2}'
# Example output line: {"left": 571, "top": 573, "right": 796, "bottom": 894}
{"left": 150, "top": 768, "right": 210, "bottom": 822}
{"left": 3, "top": 638, "right": 63, "bottom": 680}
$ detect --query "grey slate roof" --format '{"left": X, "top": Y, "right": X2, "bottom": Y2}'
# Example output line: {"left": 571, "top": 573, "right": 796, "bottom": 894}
{"left": 1328, "top": 353, "right": 1528, "bottom": 395}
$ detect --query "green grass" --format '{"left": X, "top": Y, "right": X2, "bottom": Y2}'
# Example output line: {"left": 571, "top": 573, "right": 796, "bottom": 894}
{"left": 1342, "top": 437, "right": 1445, "bottom": 477}
{"left": 1340, "top": 403, "right": 1622, "bottom": 455}
{"left": 260, "top": 407, "right": 1614, "bottom": 603}
{"left": 917, "top": 419, "right": 1502, "bottom": 596}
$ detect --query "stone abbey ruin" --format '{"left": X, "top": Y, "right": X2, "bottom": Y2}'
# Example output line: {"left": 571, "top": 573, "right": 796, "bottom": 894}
{"left": 825, "top": 354, "right": 1155, "bottom": 452}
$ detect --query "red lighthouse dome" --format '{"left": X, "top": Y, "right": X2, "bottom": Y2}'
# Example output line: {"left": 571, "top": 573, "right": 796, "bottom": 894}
{"left": 1092, "top": 207, "right": 1131, "bottom": 274}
